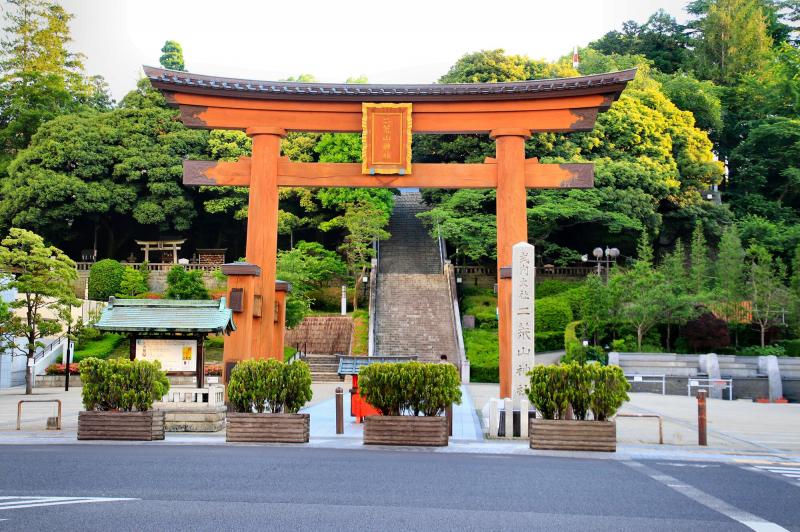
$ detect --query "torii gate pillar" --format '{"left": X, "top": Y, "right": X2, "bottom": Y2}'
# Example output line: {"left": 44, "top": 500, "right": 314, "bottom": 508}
{"left": 245, "top": 127, "right": 285, "bottom": 359}
{"left": 492, "top": 129, "right": 530, "bottom": 399}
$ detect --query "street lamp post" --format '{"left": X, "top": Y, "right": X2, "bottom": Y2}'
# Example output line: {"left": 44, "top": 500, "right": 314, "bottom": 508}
{"left": 581, "top": 246, "right": 620, "bottom": 282}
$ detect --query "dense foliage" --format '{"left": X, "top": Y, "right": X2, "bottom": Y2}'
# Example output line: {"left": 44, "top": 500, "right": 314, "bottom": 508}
{"left": 526, "top": 363, "right": 630, "bottom": 421}
{"left": 358, "top": 362, "right": 462, "bottom": 416}
{"left": 165, "top": 266, "right": 209, "bottom": 300}
{"left": 226, "top": 359, "right": 313, "bottom": 414}
{"left": 88, "top": 259, "right": 124, "bottom": 301}
{"left": 80, "top": 357, "right": 170, "bottom": 412}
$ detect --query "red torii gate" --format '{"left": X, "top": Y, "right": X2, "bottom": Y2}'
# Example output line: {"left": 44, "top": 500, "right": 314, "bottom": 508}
{"left": 145, "top": 66, "right": 634, "bottom": 397}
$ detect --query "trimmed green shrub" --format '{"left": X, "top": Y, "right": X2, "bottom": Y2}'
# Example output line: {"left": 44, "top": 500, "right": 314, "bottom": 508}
{"left": 227, "top": 359, "right": 312, "bottom": 413}
{"left": 536, "top": 296, "right": 573, "bottom": 332}
{"left": 590, "top": 365, "right": 630, "bottom": 421}
{"left": 358, "top": 361, "right": 462, "bottom": 417}
{"left": 535, "top": 331, "right": 564, "bottom": 352}
{"left": 462, "top": 293, "right": 497, "bottom": 329}
{"left": 739, "top": 344, "right": 786, "bottom": 357}
{"left": 526, "top": 364, "right": 571, "bottom": 420}
{"left": 165, "top": 266, "right": 209, "bottom": 300}
{"left": 72, "top": 333, "right": 124, "bottom": 362}
{"left": 80, "top": 357, "right": 170, "bottom": 412}
{"left": 564, "top": 320, "right": 583, "bottom": 360}
{"left": 526, "top": 363, "right": 629, "bottom": 421}
{"left": 464, "top": 329, "right": 498, "bottom": 383}
{"left": 88, "top": 259, "right": 124, "bottom": 301}
{"left": 567, "top": 363, "right": 594, "bottom": 420}
{"left": 559, "top": 285, "right": 588, "bottom": 320}
{"left": 535, "top": 279, "right": 579, "bottom": 299}
{"left": 778, "top": 339, "right": 800, "bottom": 357}
{"left": 117, "top": 266, "right": 148, "bottom": 297}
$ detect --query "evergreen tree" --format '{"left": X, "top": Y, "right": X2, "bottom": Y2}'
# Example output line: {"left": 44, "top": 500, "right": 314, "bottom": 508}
{"left": 159, "top": 40, "right": 185, "bottom": 71}
{"left": 694, "top": 0, "right": 773, "bottom": 84}
{"left": 689, "top": 224, "right": 712, "bottom": 297}
{"left": 715, "top": 225, "right": 746, "bottom": 344}
{"left": 746, "top": 245, "right": 791, "bottom": 346}
{"left": 0, "top": 0, "right": 110, "bottom": 161}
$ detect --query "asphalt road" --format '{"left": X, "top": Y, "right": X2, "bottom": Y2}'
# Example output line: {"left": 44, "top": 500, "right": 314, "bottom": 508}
{"left": 0, "top": 445, "right": 798, "bottom": 531}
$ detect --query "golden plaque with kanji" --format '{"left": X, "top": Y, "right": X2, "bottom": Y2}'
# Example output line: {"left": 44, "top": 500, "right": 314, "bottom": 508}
{"left": 361, "top": 103, "right": 412, "bottom": 175}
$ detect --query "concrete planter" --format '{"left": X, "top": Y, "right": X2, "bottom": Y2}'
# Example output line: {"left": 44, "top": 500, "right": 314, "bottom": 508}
{"left": 36, "top": 375, "right": 82, "bottom": 387}
{"left": 529, "top": 419, "right": 616, "bottom": 452}
{"left": 77, "top": 411, "right": 165, "bottom": 441}
{"left": 226, "top": 412, "right": 309, "bottom": 443}
{"left": 364, "top": 415, "right": 448, "bottom": 446}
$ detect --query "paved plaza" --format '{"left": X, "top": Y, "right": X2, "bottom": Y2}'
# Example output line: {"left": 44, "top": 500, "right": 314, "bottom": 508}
{"left": 3, "top": 382, "right": 800, "bottom": 462}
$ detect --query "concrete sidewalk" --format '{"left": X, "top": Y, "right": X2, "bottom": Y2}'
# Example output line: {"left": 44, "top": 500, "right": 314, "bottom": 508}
{"left": 4, "top": 382, "right": 800, "bottom": 463}
{"left": 468, "top": 383, "right": 800, "bottom": 453}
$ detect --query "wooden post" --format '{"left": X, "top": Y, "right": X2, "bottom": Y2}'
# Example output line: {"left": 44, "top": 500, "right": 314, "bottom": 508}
{"left": 129, "top": 334, "right": 136, "bottom": 361}
{"left": 697, "top": 389, "right": 707, "bottom": 446}
{"left": 492, "top": 129, "right": 530, "bottom": 399}
{"left": 196, "top": 335, "right": 204, "bottom": 389}
{"left": 246, "top": 127, "right": 285, "bottom": 360}
{"left": 335, "top": 387, "right": 344, "bottom": 435}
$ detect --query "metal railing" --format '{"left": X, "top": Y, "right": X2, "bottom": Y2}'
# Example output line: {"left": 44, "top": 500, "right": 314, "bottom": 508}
{"left": 33, "top": 335, "right": 67, "bottom": 362}
{"left": 17, "top": 399, "right": 61, "bottom": 430}
{"left": 688, "top": 378, "right": 733, "bottom": 400}
{"left": 444, "top": 262, "right": 469, "bottom": 383}
{"left": 624, "top": 373, "right": 666, "bottom": 395}
{"left": 367, "top": 239, "right": 379, "bottom": 357}
{"left": 75, "top": 262, "right": 221, "bottom": 272}
{"left": 615, "top": 413, "right": 663, "bottom": 444}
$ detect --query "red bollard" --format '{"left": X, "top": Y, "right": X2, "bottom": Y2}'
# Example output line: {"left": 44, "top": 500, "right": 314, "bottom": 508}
{"left": 697, "top": 389, "right": 707, "bottom": 446}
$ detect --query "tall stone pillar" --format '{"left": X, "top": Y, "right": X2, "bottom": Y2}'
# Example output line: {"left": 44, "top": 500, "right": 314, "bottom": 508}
{"left": 245, "top": 127, "right": 285, "bottom": 360}
{"left": 491, "top": 129, "right": 530, "bottom": 399}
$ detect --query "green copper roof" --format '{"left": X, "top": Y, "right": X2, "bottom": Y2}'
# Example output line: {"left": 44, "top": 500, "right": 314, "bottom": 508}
{"left": 95, "top": 297, "right": 235, "bottom": 334}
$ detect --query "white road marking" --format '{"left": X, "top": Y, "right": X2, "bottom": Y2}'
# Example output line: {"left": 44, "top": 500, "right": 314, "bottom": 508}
{"left": 0, "top": 496, "right": 138, "bottom": 511}
{"left": 751, "top": 465, "right": 800, "bottom": 483}
{"left": 624, "top": 461, "right": 789, "bottom": 532}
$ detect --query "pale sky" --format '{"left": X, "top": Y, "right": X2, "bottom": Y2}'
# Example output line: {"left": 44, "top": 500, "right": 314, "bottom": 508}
{"left": 49, "top": 0, "right": 691, "bottom": 101}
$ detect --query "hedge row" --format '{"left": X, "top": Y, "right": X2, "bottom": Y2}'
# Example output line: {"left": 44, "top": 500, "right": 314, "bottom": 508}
{"left": 527, "top": 363, "right": 629, "bottom": 421}
{"left": 80, "top": 357, "right": 170, "bottom": 412}
{"left": 359, "top": 362, "right": 462, "bottom": 416}
{"left": 227, "top": 359, "right": 312, "bottom": 414}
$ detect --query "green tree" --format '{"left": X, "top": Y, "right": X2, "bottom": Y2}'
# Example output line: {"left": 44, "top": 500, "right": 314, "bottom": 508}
{"left": 590, "top": 10, "right": 690, "bottom": 73}
{"left": 165, "top": 266, "right": 209, "bottom": 300}
{"left": 117, "top": 266, "right": 148, "bottom": 297}
{"left": 715, "top": 225, "right": 747, "bottom": 343}
{"left": 159, "top": 40, "right": 185, "bottom": 71}
{"left": 0, "top": 0, "right": 110, "bottom": 163}
{"left": 0, "top": 228, "right": 76, "bottom": 394}
{"left": 745, "top": 245, "right": 791, "bottom": 346}
{"left": 729, "top": 117, "right": 800, "bottom": 230}
{"left": 659, "top": 239, "right": 698, "bottom": 350}
{"left": 321, "top": 201, "right": 390, "bottom": 310}
{"left": 693, "top": 0, "right": 773, "bottom": 84}
{"left": 612, "top": 237, "right": 669, "bottom": 350}
{"left": 0, "top": 103, "right": 209, "bottom": 255}
{"left": 689, "top": 223, "right": 712, "bottom": 296}
{"left": 276, "top": 241, "right": 348, "bottom": 327}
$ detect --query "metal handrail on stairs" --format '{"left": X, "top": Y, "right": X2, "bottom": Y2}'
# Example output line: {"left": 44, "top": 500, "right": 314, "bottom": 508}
{"left": 367, "top": 239, "right": 379, "bottom": 357}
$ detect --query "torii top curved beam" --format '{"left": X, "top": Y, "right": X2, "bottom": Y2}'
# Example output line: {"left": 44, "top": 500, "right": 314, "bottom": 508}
{"left": 143, "top": 66, "right": 635, "bottom": 135}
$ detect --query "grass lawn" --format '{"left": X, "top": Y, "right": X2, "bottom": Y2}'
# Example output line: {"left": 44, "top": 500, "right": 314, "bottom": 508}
{"left": 72, "top": 333, "right": 125, "bottom": 362}
{"left": 352, "top": 309, "right": 368, "bottom": 355}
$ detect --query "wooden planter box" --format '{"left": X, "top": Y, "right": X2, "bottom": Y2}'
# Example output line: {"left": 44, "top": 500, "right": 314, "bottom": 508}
{"left": 530, "top": 419, "right": 616, "bottom": 452}
{"left": 78, "top": 411, "right": 165, "bottom": 441}
{"left": 364, "top": 415, "right": 448, "bottom": 446}
{"left": 226, "top": 412, "right": 309, "bottom": 443}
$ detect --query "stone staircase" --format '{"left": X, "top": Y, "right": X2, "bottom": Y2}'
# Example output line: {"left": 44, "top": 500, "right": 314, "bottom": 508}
{"left": 374, "top": 191, "right": 460, "bottom": 365}
{"left": 303, "top": 353, "right": 344, "bottom": 382}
